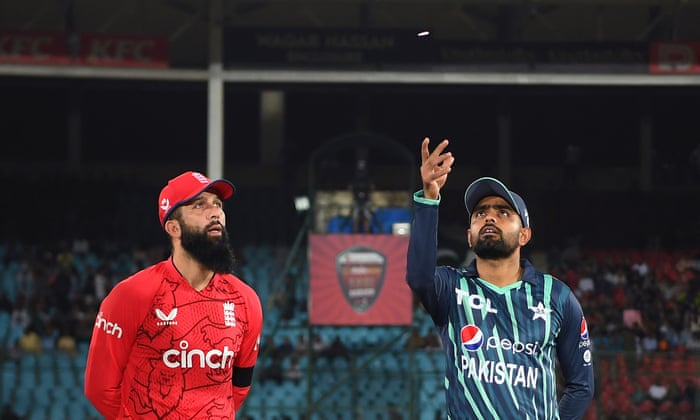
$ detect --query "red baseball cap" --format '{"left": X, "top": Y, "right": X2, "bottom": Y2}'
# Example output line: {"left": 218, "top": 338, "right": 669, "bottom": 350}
{"left": 158, "top": 171, "right": 235, "bottom": 227}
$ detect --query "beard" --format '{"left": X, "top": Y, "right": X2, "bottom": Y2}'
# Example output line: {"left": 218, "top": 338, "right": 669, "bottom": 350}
{"left": 180, "top": 221, "right": 236, "bottom": 274}
{"left": 472, "top": 235, "right": 518, "bottom": 260}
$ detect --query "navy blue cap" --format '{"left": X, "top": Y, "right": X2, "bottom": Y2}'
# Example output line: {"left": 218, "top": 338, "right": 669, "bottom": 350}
{"left": 464, "top": 177, "right": 530, "bottom": 228}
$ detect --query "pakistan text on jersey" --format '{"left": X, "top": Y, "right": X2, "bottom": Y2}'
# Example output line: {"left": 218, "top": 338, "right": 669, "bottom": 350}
{"left": 461, "top": 356, "right": 539, "bottom": 389}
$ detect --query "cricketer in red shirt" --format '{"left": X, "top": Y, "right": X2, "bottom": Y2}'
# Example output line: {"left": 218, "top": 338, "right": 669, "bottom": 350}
{"left": 84, "top": 171, "right": 263, "bottom": 419}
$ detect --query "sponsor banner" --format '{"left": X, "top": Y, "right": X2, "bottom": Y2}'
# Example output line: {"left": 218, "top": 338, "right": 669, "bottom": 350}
{"left": 0, "top": 31, "right": 168, "bottom": 67}
{"left": 224, "top": 28, "right": 661, "bottom": 71}
{"left": 224, "top": 28, "right": 422, "bottom": 68}
{"left": 309, "top": 234, "right": 412, "bottom": 325}
{"left": 649, "top": 42, "right": 700, "bottom": 74}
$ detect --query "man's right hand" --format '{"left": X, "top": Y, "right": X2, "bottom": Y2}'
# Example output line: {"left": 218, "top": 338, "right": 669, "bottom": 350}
{"left": 420, "top": 137, "right": 454, "bottom": 200}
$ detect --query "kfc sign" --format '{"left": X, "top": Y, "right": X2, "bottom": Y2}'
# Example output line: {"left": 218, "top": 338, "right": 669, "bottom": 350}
{"left": 0, "top": 31, "right": 168, "bottom": 68}
{"left": 649, "top": 42, "right": 700, "bottom": 74}
{"left": 81, "top": 34, "right": 168, "bottom": 67}
{"left": 0, "top": 32, "right": 67, "bottom": 64}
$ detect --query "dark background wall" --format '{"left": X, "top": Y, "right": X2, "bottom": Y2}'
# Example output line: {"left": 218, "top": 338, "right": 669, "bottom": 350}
{"left": 1, "top": 78, "right": 698, "bottom": 252}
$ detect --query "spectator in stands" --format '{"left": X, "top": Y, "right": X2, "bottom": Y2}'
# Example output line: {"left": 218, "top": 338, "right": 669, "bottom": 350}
{"left": 684, "top": 329, "right": 700, "bottom": 351}
{"left": 84, "top": 171, "right": 263, "bottom": 419}
{"left": 682, "top": 378, "right": 696, "bottom": 410}
{"left": 8, "top": 295, "right": 30, "bottom": 344}
{"left": 0, "top": 404, "right": 21, "bottom": 420}
{"left": 14, "top": 262, "right": 35, "bottom": 301}
{"left": 422, "top": 329, "right": 442, "bottom": 352}
{"left": 407, "top": 328, "right": 426, "bottom": 350}
{"left": 92, "top": 264, "right": 110, "bottom": 302}
{"left": 666, "top": 379, "right": 684, "bottom": 405}
{"left": 71, "top": 302, "right": 95, "bottom": 345}
{"left": 258, "top": 356, "right": 283, "bottom": 385}
{"left": 349, "top": 147, "right": 376, "bottom": 233}
{"left": 631, "top": 382, "right": 647, "bottom": 405}
{"left": 407, "top": 139, "right": 594, "bottom": 419}
{"left": 640, "top": 327, "right": 659, "bottom": 353}
{"left": 387, "top": 404, "right": 403, "bottom": 420}
{"left": 322, "top": 335, "right": 351, "bottom": 361}
{"left": 647, "top": 375, "right": 668, "bottom": 408}
{"left": 283, "top": 354, "right": 303, "bottom": 384}
{"left": 274, "top": 336, "right": 295, "bottom": 361}
{"left": 49, "top": 262, "right": 74, "bottom": 314}
{"left": 269, "top": 272, "right": 297, "bottom": 321}
{"left": 575, "top": 264, "right": 595, "bottom": 299}
{"left": 0, "top": 291, "right": 11, "bottom": 314}
{"left": 40, "top": 321, "right": 59, "bottom": 353}
{"left": 56, "top": 326, "right": 78, "bottom": 356}
{"left": 293, "top": 333, "right": 308, "bottom": 356}
{"left": 18, "top": 325, "right": 41, "bottom": 354}
{"left": 28, "top": 295, "right": 51, "bottom": 337}
{"left": 311, "top": 332, "right": 329, "bottom": 356}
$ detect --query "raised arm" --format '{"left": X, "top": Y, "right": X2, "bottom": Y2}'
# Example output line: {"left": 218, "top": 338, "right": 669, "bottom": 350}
{"left": 406, "top": 138, "right": 455, "bottom": 325}
{"left": 419, "top": 137, "right": 454, "bottom": 200}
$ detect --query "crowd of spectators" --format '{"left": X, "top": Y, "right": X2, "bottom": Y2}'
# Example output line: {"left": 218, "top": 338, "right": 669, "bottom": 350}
{"left": 544, "top": 241, "right": 700, "bottom": 418}
{"left": 2, "top": 238, "right": 699, "bottom": 358}
{"left": 545, "top": 242, "right": 700, "bottom": 356}
{"left": 0, "top": 240, "right": 169, "bottom": 360}
{"left": 0, "top": 238, "right": 699, "bottom": 417}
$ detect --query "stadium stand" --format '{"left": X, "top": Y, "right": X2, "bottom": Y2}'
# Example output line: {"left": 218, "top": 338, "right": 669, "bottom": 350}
{"left": 1, "top": 240, "right": 699, "bottom": 419}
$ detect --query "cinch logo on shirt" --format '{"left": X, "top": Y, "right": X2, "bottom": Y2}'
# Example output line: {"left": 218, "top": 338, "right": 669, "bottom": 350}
{"left": 95, "top": 312, "right": 123, "bottom": 339}
{"left": 163, "top": 340, "right": 235, "bottom": 369}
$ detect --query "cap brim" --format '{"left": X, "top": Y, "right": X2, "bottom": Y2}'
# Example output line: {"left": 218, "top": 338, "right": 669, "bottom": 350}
{"left": 205, "top": 179, "right": 235, "bottom": 200}
{"left": 161, "top": 179, "right": 235, "bottom": 227}
{"left": 464, "top": 177, "right": 518, "bottom": 216}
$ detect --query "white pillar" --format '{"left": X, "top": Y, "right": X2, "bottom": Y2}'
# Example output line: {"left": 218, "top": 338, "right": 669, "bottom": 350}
{"left": 260, "top": 90, "right": 285, "bottom": 165}
{"left": 207, "top": 0, "right": 224, "bottom": 179}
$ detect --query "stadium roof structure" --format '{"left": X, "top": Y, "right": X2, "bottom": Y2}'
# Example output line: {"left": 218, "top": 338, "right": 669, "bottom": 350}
{"left": 1, "top": 0, "right": 700, "bottom": 85}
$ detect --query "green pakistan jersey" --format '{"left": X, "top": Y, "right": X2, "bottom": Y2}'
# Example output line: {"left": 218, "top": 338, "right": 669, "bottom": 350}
{"left": 406, "top": 191, "right": 594, "bottom": 420}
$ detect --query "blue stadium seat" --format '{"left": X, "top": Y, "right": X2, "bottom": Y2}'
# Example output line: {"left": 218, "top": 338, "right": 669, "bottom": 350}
{"left": 68, "top": 401, "right": 89, "bottom": 419}
{"left": 326, "top": 215, "right": 352, "bottom": 233}
{"left": 48, "top": 403, "right": 67, "bottom": 419}
{"left": 0, "top": 312, "right": 9, "bottom": 345}
{"left": 12, "top": 387, "right": 32, "bottom": 417}
{"left": 28, "top": 406, "right": 47, "bottom": 420}
{"left": 372, "top": 207, "right": 412, "bottom": 233}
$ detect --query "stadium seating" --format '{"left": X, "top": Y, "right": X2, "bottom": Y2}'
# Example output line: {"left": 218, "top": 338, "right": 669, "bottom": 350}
{"left": 2, "top": 243, "right": 700, "bottom": 419}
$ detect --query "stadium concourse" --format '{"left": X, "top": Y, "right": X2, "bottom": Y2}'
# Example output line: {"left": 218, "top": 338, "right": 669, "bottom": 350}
{"left": 0, "top": 239, "right": 699, "bottom": 419}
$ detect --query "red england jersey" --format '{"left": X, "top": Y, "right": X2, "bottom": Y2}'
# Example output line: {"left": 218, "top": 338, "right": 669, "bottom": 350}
{"left": 84, "top": 258, "right": 263, "bottom": 419}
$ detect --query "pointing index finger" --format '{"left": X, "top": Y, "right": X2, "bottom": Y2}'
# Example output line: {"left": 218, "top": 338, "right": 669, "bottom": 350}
{"left": 421, "top": 137, "right": 431, "bottom": 162}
